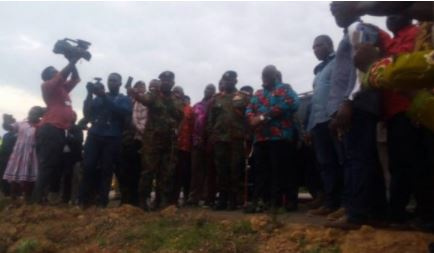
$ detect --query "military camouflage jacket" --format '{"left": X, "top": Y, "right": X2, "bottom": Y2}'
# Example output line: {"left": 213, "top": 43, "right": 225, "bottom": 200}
{"left": 138, "top": 91, "right": 184, "bottom": 137}
{"left": 207, "top": 90, "right": 249, "bottom": 142}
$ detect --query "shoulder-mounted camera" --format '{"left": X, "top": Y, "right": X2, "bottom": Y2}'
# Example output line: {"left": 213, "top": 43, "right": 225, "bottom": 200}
{"left": 53, "top": 38, "right": 92, "bottom": 61}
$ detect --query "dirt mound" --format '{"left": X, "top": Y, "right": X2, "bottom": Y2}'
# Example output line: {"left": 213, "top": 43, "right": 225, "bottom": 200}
{"left": 341, "top": 225, "right": 434, "bottom": 253}
{"left": 261, "top": 223, "right": 434, "bottom": 253}
{"left": 159, "top": 205, "right": 178, "bottom": 218}
{"left": 260, "top": 223, "right": 344, "bottom": 253}
{"left": 0, "top": 204, "right": 149, "bottom": 252}
{"left": 0, "top": 201, "right": 433, "bottom": 253}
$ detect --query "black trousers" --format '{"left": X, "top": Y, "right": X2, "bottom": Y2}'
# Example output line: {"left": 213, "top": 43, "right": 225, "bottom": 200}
{"left": 50, "top": 152, "right": 75, "bottom": 203}
{"left": 173, "top": 149, "right": 192, "bottom": 203}
{"left": 253, "top": 140, "right": 297, "bottom": 207}
{"left": 0, "top": 159, "right": 10, "bottom": 196}
{"left": 32, "top": 123, "right": 66, "bottom": 203}
{"left": 344, "top": 110, "right": 386, "bottom": 222}
{"left": 117, "top": 139, "right": 142, "bottom": 206}
{"left": 79, "top": 134, "right": 121, "bottom": 207}
{"left": 189, "top": 147, "right": 206, "bottom": 202}
{"left": 245, "top": 153, "right": 256, "bottom": 203}
{"left": 387, "top": 113, "right": 434, "bottom": 221}
{"left": 295, "top": 143, "right": 324, "bottom": 200}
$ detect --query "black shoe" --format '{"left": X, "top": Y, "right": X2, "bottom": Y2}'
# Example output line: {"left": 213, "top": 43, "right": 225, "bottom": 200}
{"left": 428, "top": 242, "right": 434, "bottom": 253}
{"left": 213, "top": 200, "right": 227, "bottom": 211}
{"left": 410, "top": 218, "right": 434, "bottom": 232}
{"left": 388, "top": 210, "right": 414, "bottom": 223}
{"left": 285, "top": 202, "right": 298, "bottom": 212}
{"left": 244, "top": 202, "right": 256, "bottom": 214}
{"left": 139, "top": 200, "right": 151, "bottom": 212}
{"left": 306, "top": 193, "right": 325, "bottom": 210}
{"left": 186, "top": 198, "right": 199, "bottom": 207}
{"left": 227, "top": 201, "right": 237, "bottom": 211}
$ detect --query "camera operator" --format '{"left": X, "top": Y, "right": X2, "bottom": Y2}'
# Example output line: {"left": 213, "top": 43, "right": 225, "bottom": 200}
{"left": 49, "top": 111, "right": 83, "bottom": 204}
{"left": 79, "top": 73, "right": 132, "bottom": 208}
{"left": 32, "top": 58, "right": 81, "bottom": 204}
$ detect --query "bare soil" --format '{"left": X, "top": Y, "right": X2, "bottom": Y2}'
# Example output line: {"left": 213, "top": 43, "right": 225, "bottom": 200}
{"left": 0, "top": 201, "right": 433, "bottom": 253}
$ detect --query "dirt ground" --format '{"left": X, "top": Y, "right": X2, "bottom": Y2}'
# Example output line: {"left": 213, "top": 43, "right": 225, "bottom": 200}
{"left": 0, "top": 200, "right": 433, "bottom": 253}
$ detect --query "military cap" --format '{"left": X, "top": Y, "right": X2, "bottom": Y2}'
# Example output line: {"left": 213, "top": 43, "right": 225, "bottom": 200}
{"left": 222, "top": 70, "right": 237, "bottom": 80}
{"left": 159, "top": 71, "right": 175, "bottom": 80}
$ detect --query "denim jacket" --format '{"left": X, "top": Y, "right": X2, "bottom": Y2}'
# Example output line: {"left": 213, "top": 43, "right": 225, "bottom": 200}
{"left": 307, "top": 54, "right": 336, "bottom": 131}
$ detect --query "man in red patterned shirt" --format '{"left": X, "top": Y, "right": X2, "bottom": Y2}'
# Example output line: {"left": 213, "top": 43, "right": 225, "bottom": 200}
{"left": 246, "top": 65, "right": 299, "bottom": 212}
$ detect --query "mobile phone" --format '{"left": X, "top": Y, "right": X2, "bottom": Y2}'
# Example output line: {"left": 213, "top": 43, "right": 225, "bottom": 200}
{"left": 125, "top": 76, "right": 133, "bottom": 89}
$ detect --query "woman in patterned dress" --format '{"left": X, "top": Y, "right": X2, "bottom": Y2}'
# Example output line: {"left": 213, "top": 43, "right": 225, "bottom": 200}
{"left": 2, "top": 106, "right": 45, "bottom": 201}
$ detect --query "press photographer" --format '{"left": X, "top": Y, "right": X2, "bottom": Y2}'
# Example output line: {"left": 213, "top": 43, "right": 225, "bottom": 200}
{"left": 79, "top": 73, "right": 132, "bottom": 208}
{"left": 32, "top": 38, "right": 90, "bottom": 203}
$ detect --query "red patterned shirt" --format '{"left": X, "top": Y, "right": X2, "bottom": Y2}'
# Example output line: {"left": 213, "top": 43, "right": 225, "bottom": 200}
{"left": 383, "top": 25, "right": 420, "bottom": 119}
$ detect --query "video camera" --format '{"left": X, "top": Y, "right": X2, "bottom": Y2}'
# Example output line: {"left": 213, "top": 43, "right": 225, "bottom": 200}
{"left": 53, "top": 38, "right": 92, "bottom": 61}
{"left": 86, "top": 77, "right": 104, "bottom": 94}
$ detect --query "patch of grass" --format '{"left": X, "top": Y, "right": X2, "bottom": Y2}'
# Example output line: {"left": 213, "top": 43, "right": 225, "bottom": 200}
{"left": 305, "top": 246, "right": 321, "bottom": 253}
{"left": 295, "top": 234, "right": 340, "bottom": 253}
{"left": 15, "top": 239, "right": 38, "bottom": 253}
{"left": 116, "top": 217, "right": 259, "bottom": 253}
{"left": 139, "top": 218, "right": 221, "bottom": 252}
{"left": 170, "top": 221, "right": 221, "bottom": 251}
{"left": 97, "top": 237, "right": 107, "bottom": 248}
{"left": 326, "top": 245, "right": 341, "bottom": 253}
{"left": 297, "top": 236, "right": 308, "bottom": 248}
{"left": 232, "top": 220, "right": 255, "bottom": 235}
{"left": 302, "top": 244, "right": 341, "bottom": 253}
{"left": 0, "top": 197, "right": 10, "bottom": 212}
{"left": 123, "top": 230, "right": 140, "bottom": 242}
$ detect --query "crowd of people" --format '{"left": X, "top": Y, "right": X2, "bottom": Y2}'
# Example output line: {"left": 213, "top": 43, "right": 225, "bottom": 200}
{"left": 0, "top": 1, "right": 434, "bottom": 232}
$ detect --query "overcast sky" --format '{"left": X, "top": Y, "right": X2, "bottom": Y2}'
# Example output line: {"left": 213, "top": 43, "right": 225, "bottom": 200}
{"left": 0, "top": 1, "right": 387, "bottom": 133}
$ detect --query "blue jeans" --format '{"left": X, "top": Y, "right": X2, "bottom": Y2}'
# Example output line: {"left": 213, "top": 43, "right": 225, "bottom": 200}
{"left": 312, "top": 121, "right": 344, "bottom": 209}
{"left": 79, "top": 134, "right": 121, "bottom": 207}
{"left": 343, "top": 110, "right": 386, "bottom": 222}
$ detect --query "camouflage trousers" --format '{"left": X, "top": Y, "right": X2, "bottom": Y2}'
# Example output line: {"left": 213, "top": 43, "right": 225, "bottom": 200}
{"left": 214, "top": 140, "right": 245, "bottom": 203}
{"left": 138, "top": 132, "right": 177, "bottom": 209}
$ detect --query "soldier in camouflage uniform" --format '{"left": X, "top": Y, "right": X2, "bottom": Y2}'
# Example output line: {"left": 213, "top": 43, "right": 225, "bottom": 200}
{"left": 128, "top": 71, "right": 184, "bottom": 210}
{"left": 207, "top": 71, "right": 250, "bottom": 210}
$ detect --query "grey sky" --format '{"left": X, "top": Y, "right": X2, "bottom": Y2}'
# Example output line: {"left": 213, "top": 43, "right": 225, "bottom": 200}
{"left": 0, "top": 2, "right": 387, "bottom": 131}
